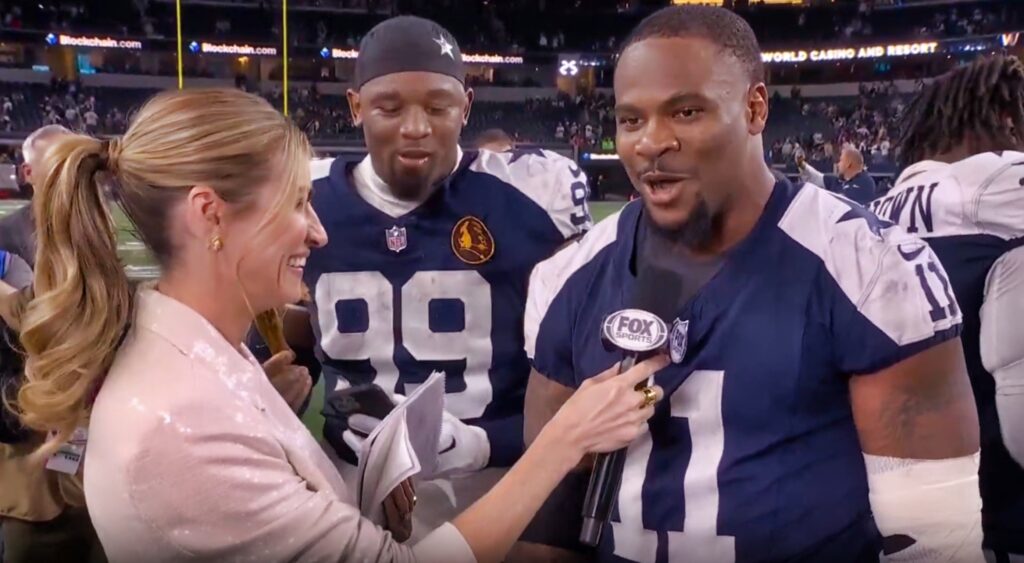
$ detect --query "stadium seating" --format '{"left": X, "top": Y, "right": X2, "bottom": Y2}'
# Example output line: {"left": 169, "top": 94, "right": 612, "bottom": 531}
{"left": 1, "top": 0, "right": 1017, "bottom": 177}
{"left": 4, "top": 0, "right": 1020, "bottom": 53}
{"left": 0, "top": 79, "right": 905, "bottom": 171}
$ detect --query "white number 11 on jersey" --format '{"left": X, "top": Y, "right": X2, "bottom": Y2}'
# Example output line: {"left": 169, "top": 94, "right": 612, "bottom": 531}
{"left": 611, "top": 369, "right": 736, "bottom": 563}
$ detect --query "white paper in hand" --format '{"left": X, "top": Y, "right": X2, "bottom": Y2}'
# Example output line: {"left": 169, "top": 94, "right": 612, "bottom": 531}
{"left": 356, "top": 371, "right": 445, "bottom": 523}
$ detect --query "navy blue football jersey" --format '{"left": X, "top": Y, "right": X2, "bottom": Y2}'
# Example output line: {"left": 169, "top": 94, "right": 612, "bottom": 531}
{"left": 822, "top": 170, "right": 878, "bottom": 206}
{"left": 526, "top": 179, "right": 962, "bottom": 563}
{"left": 305, "top": 149, "right": 591, "bottom": 467}
{"left": 870, "top": 151, "right": 1024, "bottom": 555}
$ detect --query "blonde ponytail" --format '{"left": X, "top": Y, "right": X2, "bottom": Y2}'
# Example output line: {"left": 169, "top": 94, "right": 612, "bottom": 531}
{"left": 17, "top": 134, "right": 132, "bottom": 445}
{"left": 13, "top": 88, "right": 310, "bottom": 449}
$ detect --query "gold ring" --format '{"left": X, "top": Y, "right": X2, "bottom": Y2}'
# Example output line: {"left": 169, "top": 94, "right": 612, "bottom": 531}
{"left": 638, "top": 386, "right": 658, "bottom": 409}
{"left": 412, "top": 495, "right": 417, "bottom": 507}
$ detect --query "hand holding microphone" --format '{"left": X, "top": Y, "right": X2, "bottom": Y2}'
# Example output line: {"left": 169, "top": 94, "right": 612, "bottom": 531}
{"left": 577, "top": 263, "right": 682, "bottom": 546}
{"left": 578, "top": 308, "right": 670, "bottom": 546}
{"left": 546, "top": 354, "right": 667, "bottom": 458}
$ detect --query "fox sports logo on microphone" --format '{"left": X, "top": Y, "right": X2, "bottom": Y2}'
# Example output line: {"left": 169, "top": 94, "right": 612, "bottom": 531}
{"left": 602, "top": 309, "right": 669, "bottom": 352}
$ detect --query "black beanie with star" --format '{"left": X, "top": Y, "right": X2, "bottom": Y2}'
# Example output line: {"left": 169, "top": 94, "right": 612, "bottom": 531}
{"left": 354, "top": 15, "right": 465, "bottom": 90}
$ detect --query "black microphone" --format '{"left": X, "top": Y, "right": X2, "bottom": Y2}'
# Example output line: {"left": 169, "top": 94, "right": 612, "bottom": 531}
{"left": 579, "top": 264, "right": 681, "bottom": 546}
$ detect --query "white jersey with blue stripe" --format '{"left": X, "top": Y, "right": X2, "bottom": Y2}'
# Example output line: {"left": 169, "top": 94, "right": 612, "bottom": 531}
{"left": 869, "top": 151, "right": 1024, "bottom": 555}
{"left": 527, "top": 178, "right": 961, "bottom": 562}
{"left": 306, "top": 149, "right": 590, "bottom": 467}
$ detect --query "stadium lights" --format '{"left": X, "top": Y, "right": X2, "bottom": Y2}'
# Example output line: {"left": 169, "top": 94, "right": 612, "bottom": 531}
{"left": 762, "top": 41, "right": 938, "bottom": 64}
{"left": 44, "top": 33, "right": 143, "bottom": 50}
{"left": 191, "top": 42, "right": 278, "bottom": 56}
{"left": 43, "top": 33, "right": 276, "bottom": 57}
{"left": 322, "top": 46, "right": 524, "bottom": 64}
{"left": 558, "top": 55, "right": 605, "bottom": 77}
{"left": 44, "top": 27, "right": 1013, "bottom": 69}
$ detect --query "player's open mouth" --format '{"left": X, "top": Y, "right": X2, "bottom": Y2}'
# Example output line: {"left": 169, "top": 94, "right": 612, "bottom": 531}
{"left": 642, "top": 173, "right": 689, "bottom": 204}
{"left": 286, "top": 255, "right": 307, "bottom": 272}
{"left": 397, "top": 150, "right": 431, "bottom": 167}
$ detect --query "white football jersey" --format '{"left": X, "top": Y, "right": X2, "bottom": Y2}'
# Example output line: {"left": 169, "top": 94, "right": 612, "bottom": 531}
{"left": 870, "top": 151, "right": 1024, "bottom": 554}
{"left": 869, "top": 151, "right": 1024, "bottom": 240}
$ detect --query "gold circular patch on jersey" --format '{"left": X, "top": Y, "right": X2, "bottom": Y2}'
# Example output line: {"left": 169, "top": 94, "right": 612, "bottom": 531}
{"left": 452, "top": 216, "right": 495, "bottom": 265}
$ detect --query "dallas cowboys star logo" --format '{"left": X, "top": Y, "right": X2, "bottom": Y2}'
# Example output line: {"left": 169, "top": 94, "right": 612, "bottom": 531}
{"left": 833, "top": 193, "right": 894, "bottom": 237}
{"left": 434, "top": 35, "right": 455, "bottom": 59}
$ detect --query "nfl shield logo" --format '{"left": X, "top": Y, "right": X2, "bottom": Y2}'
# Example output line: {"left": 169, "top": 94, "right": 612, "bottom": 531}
{"left": 385, "top": 226, "right": 407, "bottom": 253}
{"left": 669, "top": 318, "right": 689, "bottom": 364}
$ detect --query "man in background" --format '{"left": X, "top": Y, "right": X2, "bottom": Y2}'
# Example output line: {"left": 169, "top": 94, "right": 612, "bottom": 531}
{"left": 0, "top": 125, "right": 70, "bottom": 268}
{"left": 797, "top": 146, "right": 877, "bottom": 205}
{"left": 0, "top": 124, "right": 107, "bottom": 563}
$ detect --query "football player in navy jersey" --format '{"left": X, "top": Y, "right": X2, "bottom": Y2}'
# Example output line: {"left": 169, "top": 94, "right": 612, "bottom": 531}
{"left": 300, "top": 16, "right": 592, "bottom": 538}
{"left": 523, "top": 6, "right": 984, "bottom": 563}
{"left": 869, "top": 54, "right": 1024, "bottom": 562}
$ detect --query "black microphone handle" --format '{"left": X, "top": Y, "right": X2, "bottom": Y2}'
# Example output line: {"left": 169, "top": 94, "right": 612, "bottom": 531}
{"left": 579, "top": 353, "right": 639, "bottom": 546}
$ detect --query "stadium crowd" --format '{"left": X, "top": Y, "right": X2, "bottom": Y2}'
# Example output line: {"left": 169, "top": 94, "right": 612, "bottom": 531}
{"left": 0, "top": 76, "right": 907, "bottom": 176}
{"left": 0, "top": 78, "right": 622, "bottom": 149}
{"left": 767, "top": 81, "right": 907, "bottom": 175}
{"left": 1, "top": 0, "right": 1021, "bottom": 53}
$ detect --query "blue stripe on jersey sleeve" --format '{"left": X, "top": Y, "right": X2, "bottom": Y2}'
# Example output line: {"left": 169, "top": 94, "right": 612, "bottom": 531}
{"left": 530, "top": 290, "right": 580, "bottom": 389}
{"left": 473, "top": 414, "right": 524, "bottom": 468}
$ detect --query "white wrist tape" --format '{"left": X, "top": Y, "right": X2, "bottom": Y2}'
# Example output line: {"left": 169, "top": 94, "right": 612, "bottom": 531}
{"left": 864, "top": 452, "right": 984, "bottom": 563}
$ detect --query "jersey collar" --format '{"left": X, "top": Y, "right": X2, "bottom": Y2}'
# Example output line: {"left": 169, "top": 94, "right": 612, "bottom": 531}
{"left": 352, "top": 147, "right": 465, "bottom": 218}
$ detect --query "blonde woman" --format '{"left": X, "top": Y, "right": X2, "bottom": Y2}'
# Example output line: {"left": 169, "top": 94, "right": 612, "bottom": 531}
{"left": 12, "top": 88, "right": 666, "bottom": 563}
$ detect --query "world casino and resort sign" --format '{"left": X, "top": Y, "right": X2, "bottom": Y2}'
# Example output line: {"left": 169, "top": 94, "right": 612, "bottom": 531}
{"left": 761, "top": 41, "right": 940, "bottom": 64}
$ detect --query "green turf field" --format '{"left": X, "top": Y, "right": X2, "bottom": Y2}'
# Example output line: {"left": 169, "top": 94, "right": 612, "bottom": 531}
{"left": 0, "top": 199, "right": 159, "bottom": 278}
{"left": 0, "top": 198, "right": 626, "bottom": 439}
{"left": 589, "top": 201, "right": 625, "bottom": 223}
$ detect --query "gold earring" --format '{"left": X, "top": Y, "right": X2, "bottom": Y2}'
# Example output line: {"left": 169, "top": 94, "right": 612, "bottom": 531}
{"left": 209, "top": 235, "right": 223, "bottom": 252}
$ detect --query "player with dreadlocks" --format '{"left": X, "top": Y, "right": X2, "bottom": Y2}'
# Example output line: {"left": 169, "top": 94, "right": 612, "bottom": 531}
{"left": 895, "top": 55, "right": 1024, "bottom": 165}
{"left": 870, "top": 54, "right": 1024, "bottom": 561}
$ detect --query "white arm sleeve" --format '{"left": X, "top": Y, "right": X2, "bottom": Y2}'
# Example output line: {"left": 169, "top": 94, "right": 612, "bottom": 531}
{"left": 800, "top": 162, "right": 826, "bottom": 189}
{"left": 864, "top": 454, "right": 983, "bottom": 563}
{"left": 980, "top": 245, "right": 1024, "bottom": 467}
